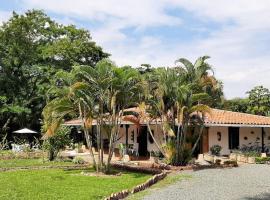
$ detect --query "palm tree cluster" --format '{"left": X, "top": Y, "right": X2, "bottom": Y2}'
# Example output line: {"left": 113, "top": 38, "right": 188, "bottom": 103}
{"left": 42, "top": 56, "right": 223, "bottom": 171}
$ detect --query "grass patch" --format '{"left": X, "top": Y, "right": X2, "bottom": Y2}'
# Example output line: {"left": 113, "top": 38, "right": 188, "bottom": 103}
{"left": 0, "top": 158, "right": 74, "bottom": 168}
{"left": 127, "top": 172, "right": 192, "bottom": 200}
{"left": 0, "top": 168, "right": 151, "bottom": 200}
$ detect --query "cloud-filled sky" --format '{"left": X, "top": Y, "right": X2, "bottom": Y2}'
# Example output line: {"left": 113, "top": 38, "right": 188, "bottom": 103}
{"left": 1, "top": 0, "right": 270, "bottom": 99}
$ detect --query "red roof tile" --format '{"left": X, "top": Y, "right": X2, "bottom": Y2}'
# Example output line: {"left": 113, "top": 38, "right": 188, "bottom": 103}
{"left": 204, "top": 108, "right": 270, "bottom": 126}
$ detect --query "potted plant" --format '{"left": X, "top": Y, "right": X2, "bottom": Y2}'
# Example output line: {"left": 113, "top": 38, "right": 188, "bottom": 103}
{"left": 210, "top": 145, "right": 222, "bottom": 156}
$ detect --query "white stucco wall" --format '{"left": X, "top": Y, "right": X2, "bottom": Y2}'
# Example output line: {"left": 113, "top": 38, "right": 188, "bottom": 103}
{"left": 147, "top": 124, "right": 164, "bottom": 153}
{"left": 239, "top": 127, "right": 262, "bottom": 147}
{"left": 208, "top": 126, "right": 229, "bottom": 155}
{"left": 115, "top": 125, "right": 139, "bottom": 150}
{"left": 113, "top": 124, "right": 165, "bottom": 154}
{"left": 209, "top": 126, "right": 270, "bottom": 155}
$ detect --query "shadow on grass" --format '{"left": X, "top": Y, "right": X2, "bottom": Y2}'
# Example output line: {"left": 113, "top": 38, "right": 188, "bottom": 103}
{"left": 62, "top": 167, "right": 150, "bottom": 179}
{"left": 244, "top": 193, "right": 270, "bottom": 200}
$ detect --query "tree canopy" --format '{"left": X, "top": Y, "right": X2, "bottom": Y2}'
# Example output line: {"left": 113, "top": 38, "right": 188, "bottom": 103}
{"left": 0, "top": 10, "right": 109, "bottom": 137}
{"left": 246, "top": 86, "right": 270, "bottom": 116}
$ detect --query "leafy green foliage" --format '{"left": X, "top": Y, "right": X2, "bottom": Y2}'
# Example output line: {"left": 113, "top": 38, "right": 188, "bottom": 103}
{"left": 72, "top": 157, "right": 86, "bottom": 165}
{"left": 210, "top": 145, "right": 222, "bottom": 156}
{"left": 43, "top": 126, "right": 72, "bottom": 161}
{"left": 223, "top": 98, "right": 249, "bottom": 113}
{"left": 0, "top": 10, "right": 108, "bottom": 137}
{"left": 247, "top": 86, "right": 270, "bottom": 116}
{"left": 255, "top": 157, "right": 270, "bottom": 164}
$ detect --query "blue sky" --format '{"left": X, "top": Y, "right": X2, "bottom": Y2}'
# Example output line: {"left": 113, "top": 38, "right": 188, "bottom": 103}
{"left": 1, "top": 0, "right": 270, "bottom": 99}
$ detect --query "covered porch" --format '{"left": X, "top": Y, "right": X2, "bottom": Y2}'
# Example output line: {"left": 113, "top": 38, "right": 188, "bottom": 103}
{"left": 64, "top": 118, "right": 164, "bottom": 160}
{"left": 200, "top": 109, "right": 270, "bottom": 156}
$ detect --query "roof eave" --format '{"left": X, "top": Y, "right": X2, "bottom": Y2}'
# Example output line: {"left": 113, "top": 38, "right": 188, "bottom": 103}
{"left": 205, "top": 123, "right": 270, "bottom": 128}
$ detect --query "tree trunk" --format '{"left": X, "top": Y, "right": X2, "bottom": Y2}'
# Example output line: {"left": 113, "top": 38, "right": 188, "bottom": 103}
{"left": 96, "top": 121, "right": 101, "bottom": 172}
{"left": 147, "top": 123, "right": 166, "bottom": 157}
{"left": 83, "top": 128, "right": 97, "bottom": 168}
{"left": 78, "top": 103, "right": 97, "bottom": 170}
{"left": 191, "top": 125, "right": 204, "bottom": 155}
{"left": 48, "top": 149, "right": 55, "bottom": 161}
{"left": 175, "top": 124, "right": 181, "bottom": 162}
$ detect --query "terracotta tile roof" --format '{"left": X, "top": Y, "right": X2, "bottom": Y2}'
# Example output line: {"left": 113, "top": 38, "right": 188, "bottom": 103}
{"left": 204, "top": 108, "right": 270, "bottom": 126}
{"left": 64, "top": 118, "right": 134, "bottom": 126}
{"left": 64, "top": 107, "right": 270, "bottom": 127}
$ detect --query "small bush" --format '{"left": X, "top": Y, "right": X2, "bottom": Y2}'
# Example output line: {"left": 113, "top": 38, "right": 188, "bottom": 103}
{"left": 72, "top": 157, "right": 85, "bottom": 165}
{"left": 255, "top": 157, "right": 270, "bottom": 164}
{"left": 43, "top": 126, "right": 72, "bottom": 161}
{"left": 210, "top": 145, "right": 222, "bottom": 156}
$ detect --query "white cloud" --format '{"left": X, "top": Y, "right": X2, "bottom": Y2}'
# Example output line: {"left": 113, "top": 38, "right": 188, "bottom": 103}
{"left": 0, "top": 11, "right": 12, "bottom": 25}
{"left": 3, "top": 0, "right": 270, "bottom": 98}
{"left": 22, "top": 0, "right": 182, "bottom": 28}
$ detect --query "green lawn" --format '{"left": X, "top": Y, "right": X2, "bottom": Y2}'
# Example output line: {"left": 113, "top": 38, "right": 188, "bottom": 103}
{"left": 0, "top": 169, "right": 152, "bottom": 200}
{"left": 0, "top": 158, "right": 75, "bottom": 168}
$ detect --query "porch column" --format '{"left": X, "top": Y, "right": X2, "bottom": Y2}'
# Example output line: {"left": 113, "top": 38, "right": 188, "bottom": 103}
{"left": 261, "top": 127, "right": 265, "bottom": 153}
{"left": 125, "top": 124, "right": 130, "bottom": 154}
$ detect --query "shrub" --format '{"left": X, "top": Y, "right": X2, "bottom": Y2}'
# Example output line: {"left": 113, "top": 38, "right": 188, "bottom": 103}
{"left": 43, "top": 126, "right": 72, "bottom": 161}
{"left": 255, "top": 157, "right": 270, "bottom": 164}
{"left": 72, "top": 157, "right": 85, "bottom": 164}
{"left": 210, "top": 145, "right": 222, "bottom": 156}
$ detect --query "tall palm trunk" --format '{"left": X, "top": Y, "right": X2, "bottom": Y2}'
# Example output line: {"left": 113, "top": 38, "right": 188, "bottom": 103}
{"left": 96, "top": 120, "right": 101, "bottom": 172}
{"left": 78, "top": 103, "right": 97, "bottom": 169}
{"left": 191, "top": 124, "right": 204, "bottom": 155}
{"left": 146, "top": 122, "right": 166, "bottom": 157}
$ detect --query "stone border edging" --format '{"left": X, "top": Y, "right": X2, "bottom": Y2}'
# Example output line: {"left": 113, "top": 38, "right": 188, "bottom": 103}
{"left": 104, "top": 164, "right": 168, "bottom": 200}
{"left": 104, "top": 172, "right": 168, "bottom": 200}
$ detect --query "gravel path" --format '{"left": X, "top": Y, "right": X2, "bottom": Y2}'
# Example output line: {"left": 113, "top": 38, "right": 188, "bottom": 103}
{"left": 143, "top": 165, "right": 270, "bottom": 200}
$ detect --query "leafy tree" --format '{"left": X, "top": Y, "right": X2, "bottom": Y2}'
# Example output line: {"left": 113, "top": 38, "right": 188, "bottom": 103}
{"left": 223, "top": 98, "right": 249, "bottom": 113}
{"left": 246, "top": 86, "right": 270, "bottom": 116}
{"left": 42, "top": 68, "right": 97, "bottom": 166}
{"left": 0, "top": 10, "right": 109, "bottom": 137}
{"left": 43, "top": 59, "right": 142, "bottom": 172}
{"left": 42, "top": 55, "right": 222, "bottom": 168}
{"left": 78, "top": 60, "right": 142, "bottom": 172}
{"left": 133, "top": 56, "right": 220, "bottom": 165}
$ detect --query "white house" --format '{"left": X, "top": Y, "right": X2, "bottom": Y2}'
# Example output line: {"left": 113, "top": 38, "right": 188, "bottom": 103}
{"left": 65, "top": 108, "right": 270, "bottom": 157}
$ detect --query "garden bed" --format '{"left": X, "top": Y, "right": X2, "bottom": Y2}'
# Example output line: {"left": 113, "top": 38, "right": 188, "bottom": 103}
{"left": 229, "top": 153, "right": 270, "bottom": 164}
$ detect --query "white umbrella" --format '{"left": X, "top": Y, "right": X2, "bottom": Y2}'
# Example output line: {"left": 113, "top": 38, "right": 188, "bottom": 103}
{"left": 13, "top": 128, "right": 38, "bottom": 134}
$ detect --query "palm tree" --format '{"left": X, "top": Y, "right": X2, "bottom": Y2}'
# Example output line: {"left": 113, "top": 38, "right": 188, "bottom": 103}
{"left": 78, "top": 60, "right": 143, "bottom": 172}
{"left": 138, "top": 57, "right": 216, "bottom": 165}
{"left": 42, "top": 69, "right": 97, "bottom": 168}
{"left": 174, "top": 56, "right": 215, "bottom": 164}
